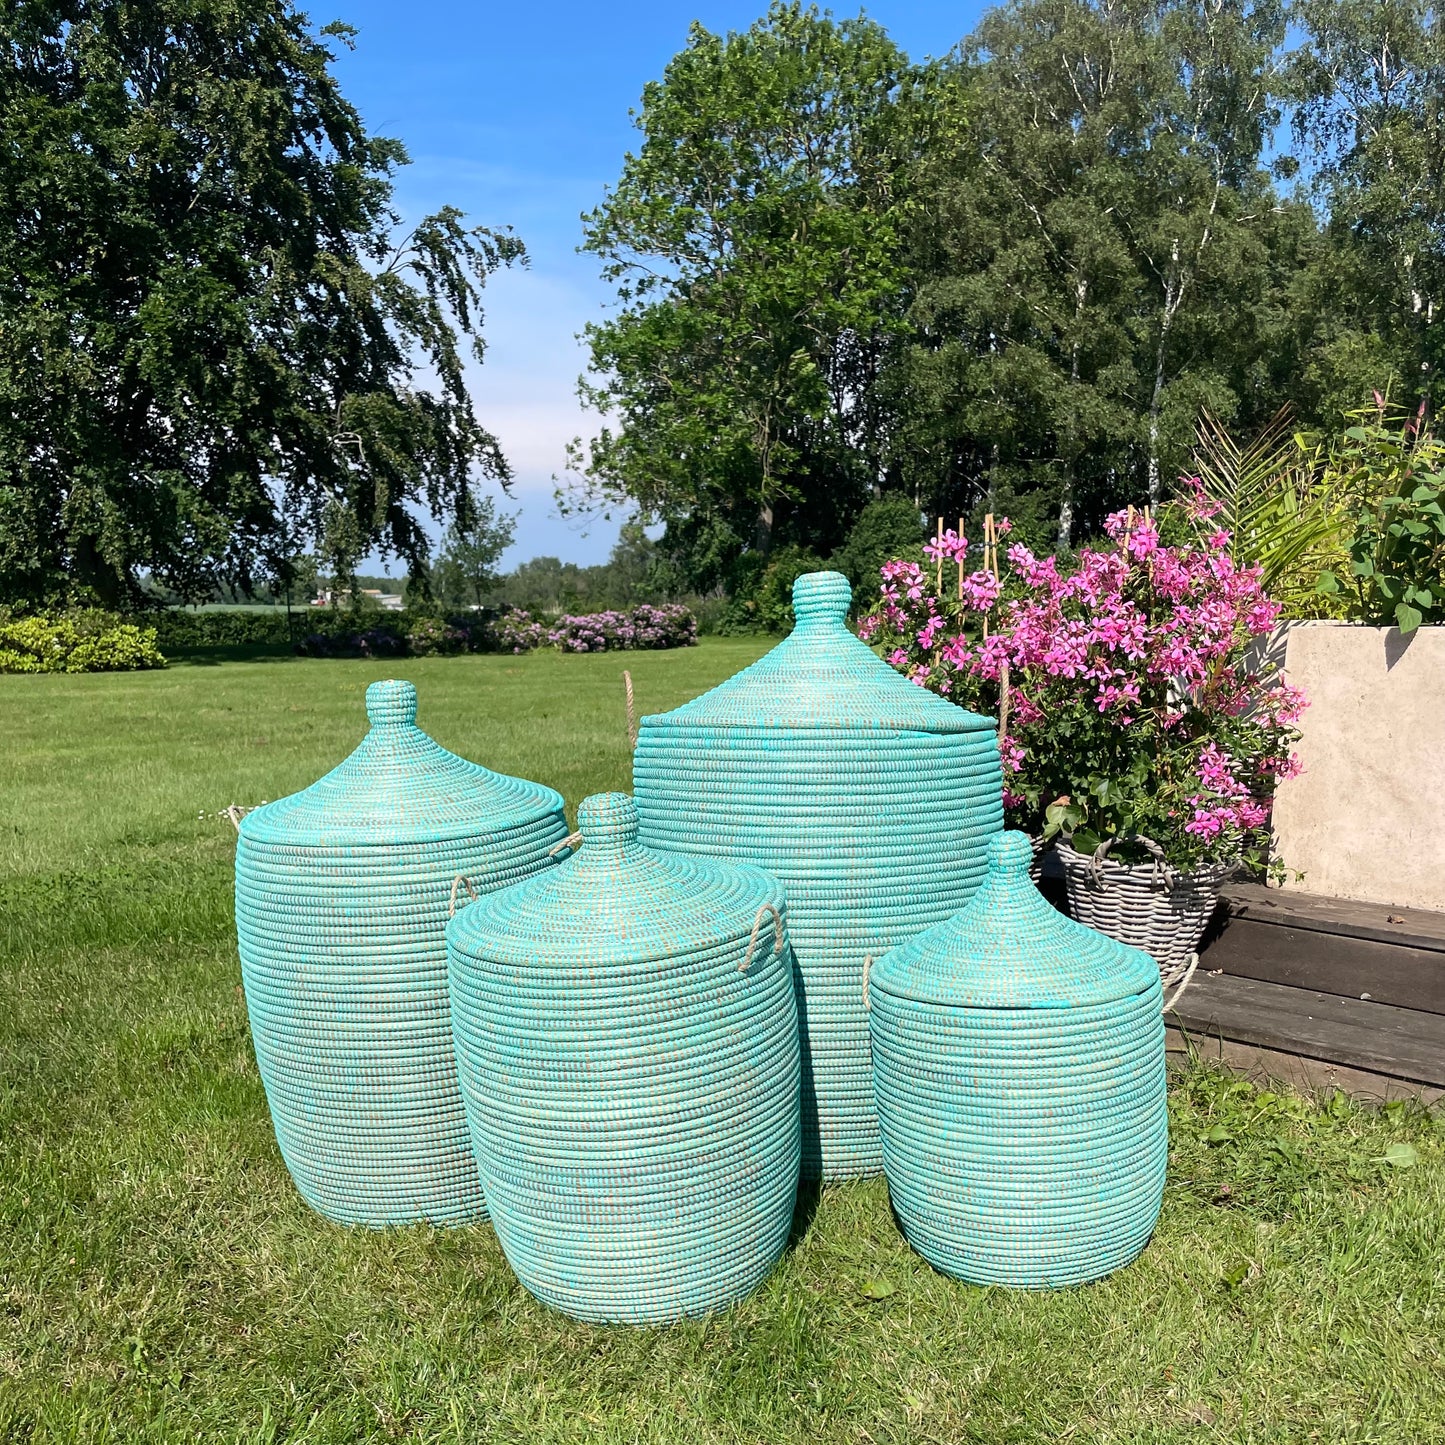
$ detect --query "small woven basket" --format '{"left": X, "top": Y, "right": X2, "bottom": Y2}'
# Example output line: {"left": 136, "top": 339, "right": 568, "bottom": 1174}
{"left": 1054, "top": 838, "right": 1234, "bottom": 1007}
{"left": 868, "top": 831, "right": 1168, "bottom": 1289}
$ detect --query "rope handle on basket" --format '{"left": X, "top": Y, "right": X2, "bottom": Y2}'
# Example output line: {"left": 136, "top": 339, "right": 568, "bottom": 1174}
{"left": 740, "top": 904, "right": 784, "bottom": 973}
{"left": 1066, "top": 829, "right": 1177, "bottom": 891}
{"left": 862, "top": 954, "right": 873, "bottom": 1013}
{"left": 623, "top": 669, "right": 638, "bottom": 752}
{"left": 1161, "top": 951, "right": 1201, "bottom": 1015}
{"left": 448, "top": 875, "right": 479, "bottom": 918}
{"left": 547, "top": 831, "right": 584, "bottom": 858}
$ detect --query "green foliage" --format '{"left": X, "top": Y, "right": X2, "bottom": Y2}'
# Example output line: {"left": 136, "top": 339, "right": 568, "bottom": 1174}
{"left": 429, "top": 498, "right": 518, "bottom": 609}
{"left": 1314, "top": 406, "right": 1445, "bottom": 632}
{"left": 495, "top": 523, "right": 683, "bottom": 615}
{"left": 1190, "top": 408, "right": 1351, "bottom": 618}
{"left": 151, "top": 610, "right": 293, "bottom": 648}
{"left": 718, "top": 545, "right": 826, "bottom": 634}
{"left": 571, "top": 2, "right": 924, "bottom": 589}
{"left": 0, "top": 611, "right": 165, "bottom": 673}
{"left": 828, "top": 497, "right": 927, "bottom": 596}
{"left": 0, "top": 2, "right": 522, "bottom": 608}
{"left": 572, "top": 0, "right": 1445, "bottom": 569}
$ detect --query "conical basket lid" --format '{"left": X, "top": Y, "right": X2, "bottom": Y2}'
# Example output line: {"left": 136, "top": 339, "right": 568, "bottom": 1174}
{"left": 641, "top": 571, "right": 993, "bottom": 734}
{"left": 447, "top": 792, "right": 780, "bottom": 966}
{"left": 240, "top": 679, "right": 563, "bottom": 848}
{"left": 870, "top": 832, "right": 1159, "bottom": 1008}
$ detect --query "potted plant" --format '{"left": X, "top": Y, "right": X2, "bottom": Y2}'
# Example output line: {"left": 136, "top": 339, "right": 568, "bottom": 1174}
{"left": 859, "top": 489, "right": 1306, "bottom": 1005}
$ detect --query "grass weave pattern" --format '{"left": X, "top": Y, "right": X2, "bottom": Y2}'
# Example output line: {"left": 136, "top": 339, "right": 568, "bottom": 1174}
{"left": 235, "top": 679, "right": 568, "bottom": 1226}
{"left": 632, "top": 571, "right": 1002, "bottom": 1180}
{"left": 446, "top": 792, "right": 801, "bottom": 1324}
{"left": 869, "top": 831, "right": 1168, "bottom": 1287}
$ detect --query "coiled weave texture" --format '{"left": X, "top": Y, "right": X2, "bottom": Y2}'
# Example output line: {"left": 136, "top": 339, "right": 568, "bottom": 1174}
{"left": 869, "top": 831, "right": 1167, "bottom": 1288}
{"left": 633, "top": 571, "right": 1001, "bottom": 1181}
{"left": 447, "top": 792, "right": 801, "bottom": 1324}
{"left": 1054, "top": 839, "right": 1234, "bottom": 989}
{"left": 236, "top": 679, "right": 568, "bottom": 1226}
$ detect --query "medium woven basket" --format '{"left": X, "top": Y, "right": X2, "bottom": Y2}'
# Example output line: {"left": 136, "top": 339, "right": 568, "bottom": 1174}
{"left": 235, "top": 679, "right": 568, "bottom": 1226}
{"left": 446, "top": 792, "right": 801, "bottom": 1324}
{"left": 868, "top": 832, "right": 1168, "bottom": 1288}
{"left": 1054, "top": 838, "right": 1234, "bottom": 1002}
{"left": 632, "top": 571, "right": 1002, "bottom": 1181}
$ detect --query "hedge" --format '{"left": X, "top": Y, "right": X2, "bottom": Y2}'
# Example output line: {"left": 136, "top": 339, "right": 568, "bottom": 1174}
{"left": 0, "top": 611, "right": 167, "bottom": 674}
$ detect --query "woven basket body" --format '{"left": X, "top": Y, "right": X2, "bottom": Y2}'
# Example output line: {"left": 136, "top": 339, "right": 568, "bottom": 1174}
{"left": 447, "top": 793, "right": 800, "bottom": 1323}
{"left": 1054, "top": 839, "right": 1233, "bottom": 989}
{"left": 632, "top": 571, "right": 1001, "bottom": 1181}
{"left": 235, "top": 679, "right": 568, "bottom": 1226}
{"left": 869, "top": 832, "right": 1167, "bottom": 1288}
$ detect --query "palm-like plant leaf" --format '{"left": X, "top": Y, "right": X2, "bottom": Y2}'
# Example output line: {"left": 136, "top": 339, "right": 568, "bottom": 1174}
{"left": 1191, "top": 408, "right": 1347, "bottom": 606}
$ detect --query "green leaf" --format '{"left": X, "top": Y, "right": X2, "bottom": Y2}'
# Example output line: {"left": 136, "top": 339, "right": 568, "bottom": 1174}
{"left": 858, "top": 1276, "right": 897, "bottom": 1301}
{"left": 1202, "top": 1123, "right": 1232, "bottom": 1145}
{"left": 1315, "top": 570, "right": 1341, "bottom": 594}
{"left": 1221, "top": 1262, "right": 1249, "bottom": 1289}
{"left": 1377, "top": 1142, "right": 1418, "bottom": 1169}
{"left": 1395, "top": 603, "right": 1423, "bottom": 634}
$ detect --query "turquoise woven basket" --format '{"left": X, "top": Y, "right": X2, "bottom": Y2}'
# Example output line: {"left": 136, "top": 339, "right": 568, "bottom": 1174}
{"left": 868, "top": 831, "right": 1168, "bottom": 1288}
{"left": 446, "top": 792, "right": 801, "bottom": 1324}
{"left": 235, "top": 679, "right": 569, "bottom": 1227}
{"left": 632, "top": 570, "right": 1001, "bottom": 1180}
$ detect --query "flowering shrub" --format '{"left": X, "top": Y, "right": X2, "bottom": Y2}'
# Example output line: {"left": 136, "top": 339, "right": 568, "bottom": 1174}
{"left": 500, "top": 604, "right": 698, "bottom": 654}
{"left": 861, "top": 488, "right": 1306, "bottom": 871}
{"left": 295, "top": 627, "right": 407, "bottom": 659}
{"left": 496, "top": 608, "right": 549, "bottom": 654}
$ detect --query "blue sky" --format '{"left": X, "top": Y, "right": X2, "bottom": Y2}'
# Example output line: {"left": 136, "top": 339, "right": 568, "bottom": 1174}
{"left": 326, "top": 1, "right": 990, "bottom": 569}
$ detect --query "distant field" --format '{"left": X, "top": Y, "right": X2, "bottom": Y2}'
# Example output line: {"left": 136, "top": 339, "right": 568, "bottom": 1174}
{"left": 1, "top": 640, "right": 1442, "bottom": 1443}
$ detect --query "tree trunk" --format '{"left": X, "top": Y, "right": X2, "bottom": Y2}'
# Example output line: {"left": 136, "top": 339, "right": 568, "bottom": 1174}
{"left": 752, "top": 501, "right": 774, "bottom": 556}
{"left": 1057, "top": 277, "right": 1088, "bottom": 549}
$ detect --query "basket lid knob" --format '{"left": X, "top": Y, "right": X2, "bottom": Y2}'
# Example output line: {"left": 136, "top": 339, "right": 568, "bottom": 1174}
{"left": 365, "top": 679, "right": 417, "bottom": 727}
{"left": 577, "top": 791, "right": 638, "bottom": 845}
{"left": 987, "top": 830, "right": 1034, "bottom": 875}
{"left": 791, "top": 571, "right": 851, "bottom": 622}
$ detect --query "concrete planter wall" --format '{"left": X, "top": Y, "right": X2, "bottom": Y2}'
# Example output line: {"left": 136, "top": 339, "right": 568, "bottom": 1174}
{"left": 1271, "top": 622, "right": 1444, "bottom": 912}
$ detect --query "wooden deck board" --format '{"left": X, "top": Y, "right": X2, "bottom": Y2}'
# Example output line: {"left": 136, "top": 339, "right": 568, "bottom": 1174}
{"left": 1167, "top": 972, "right": 1445, "bottom": 1088}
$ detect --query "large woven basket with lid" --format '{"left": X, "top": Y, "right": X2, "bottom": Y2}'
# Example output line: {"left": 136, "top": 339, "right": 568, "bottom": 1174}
{"left": 868, "top": 831, "right": 1168, "bottom": 1288}
{"left": 632, "top": 571, "right": 1002, "bottom": 1181}
{"left": 447, "top": 792, "right": 800, "bottom": 1324}
{"left": 235, "top": 679, "right": 568, "bottom": 1226}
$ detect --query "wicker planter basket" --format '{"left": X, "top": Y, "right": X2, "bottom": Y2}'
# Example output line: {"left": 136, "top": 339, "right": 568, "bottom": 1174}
{"left": 868, "top": 831, "right": 1167, "bottom": 1288}
{"left": 235, "top": 679, "right": 568, "bottom": 1226}
{"left": 446, "top": 792, "right": 801, "bottom": 1324}
{"left": 631, "top": 571, "right": 1002, "bottom": 1182}
{"left": 1053, "top": 838, "right": 1234, "bottom": 1008}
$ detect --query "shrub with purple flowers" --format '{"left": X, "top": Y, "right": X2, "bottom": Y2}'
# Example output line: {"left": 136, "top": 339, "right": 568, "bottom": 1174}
{"left": 861, "top": 485, "right": 1306, "bottom": 873}
{"left": 545, "top": 603, "right": 697, "bottom": 653}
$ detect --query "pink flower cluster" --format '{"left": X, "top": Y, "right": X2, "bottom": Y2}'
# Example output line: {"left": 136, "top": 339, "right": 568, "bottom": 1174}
{"left": 497, "top": 604, "right": 698, "bottom": 655}
{"left": 861, "top": 495, "right": 1306, "bottom": 868}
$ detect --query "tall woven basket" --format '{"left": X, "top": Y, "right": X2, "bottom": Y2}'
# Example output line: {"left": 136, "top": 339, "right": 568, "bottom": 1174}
{"left": 447, "top": 793, "right": 800, "bottom": 1324}
{"left": 632, "top": 571, "right": 1001, "bottom": 1181}
{"left": 869, "top": 832, "right": 1168, "bottom": 1288}
{"left": 1053, "top": 838, "right": 1234, "bottom": 1008}
{"left": 235, "top": 679, "right": 568, "bottom": 1226}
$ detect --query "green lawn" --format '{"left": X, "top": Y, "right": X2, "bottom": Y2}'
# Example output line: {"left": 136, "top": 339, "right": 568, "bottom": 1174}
{"left": 1, "top": 640, "right": 1442, "bottom": 1444}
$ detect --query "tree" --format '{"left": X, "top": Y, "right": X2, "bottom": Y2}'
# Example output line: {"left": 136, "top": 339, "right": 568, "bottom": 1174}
{"left": 570, "top": 2, "right": 925, "bottom": 591}
{"left": 0, "top": 0, "right": 521, "bottom": 608}
{"left": 1290, "top": 0, "right": 1445, "bottom": 416}
{"left": 897, "top": 0, "right": 1295, "bottom": 544}
{"left": 430, "top": 497, "right": 517, "bottom": 609}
